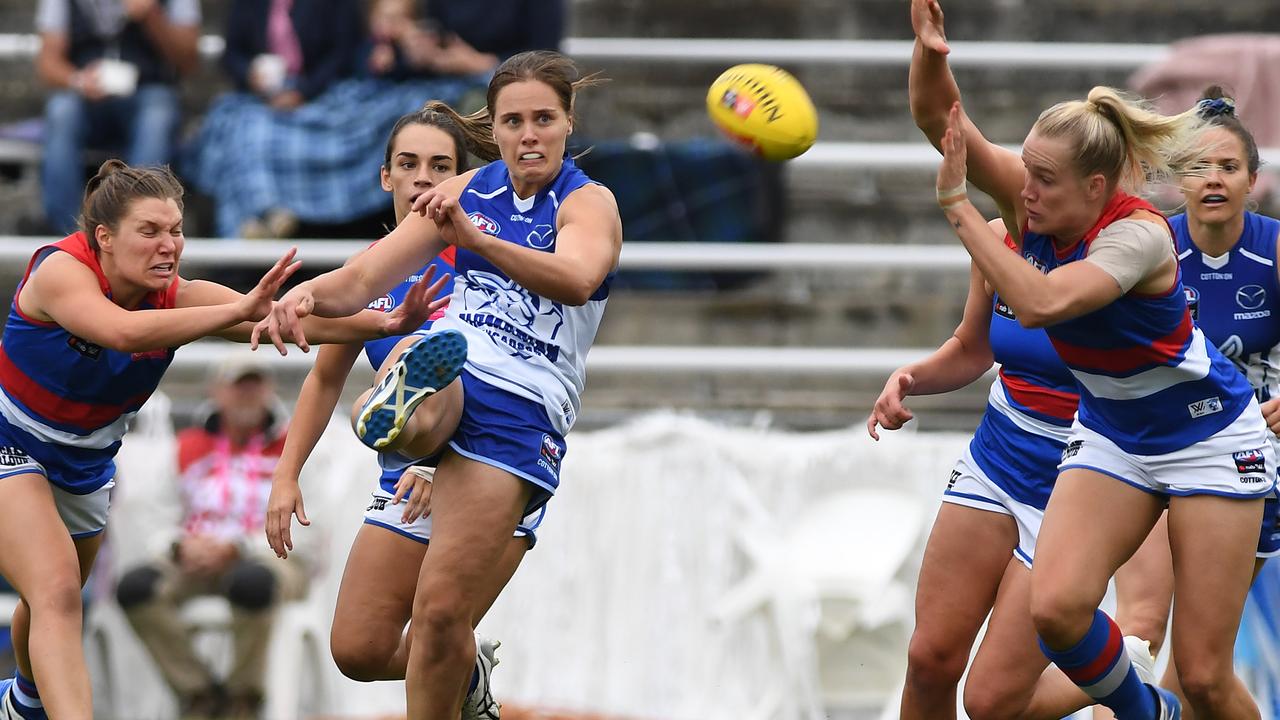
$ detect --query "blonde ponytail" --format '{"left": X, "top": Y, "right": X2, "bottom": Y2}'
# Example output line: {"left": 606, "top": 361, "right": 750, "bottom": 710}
{"left": 1033, "top": 86, "right": 1208, "bottom": 192}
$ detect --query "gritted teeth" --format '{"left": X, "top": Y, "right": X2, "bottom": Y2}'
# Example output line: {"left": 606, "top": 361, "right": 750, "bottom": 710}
{"left": 521, "top": 152, "right": 544, "bottom": 160}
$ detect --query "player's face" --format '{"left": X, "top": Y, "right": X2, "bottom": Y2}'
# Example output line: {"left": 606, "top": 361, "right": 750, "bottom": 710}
{"left": 381, "top": 124, "right": 460, "bottom": 224}
{"left": 98, "top": 196, "right": 184, "bottom": 293}
{"left": 1020, "top": 131, "right": 1105, "bottom": 239}
{"left": 492, "top": 80, "right": 571, "bottom": 194}
{"left": 1182, "top": 127, "right": 1256, "bottom": 227}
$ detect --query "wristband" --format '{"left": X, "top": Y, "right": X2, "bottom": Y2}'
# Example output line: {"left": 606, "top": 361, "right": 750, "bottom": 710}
{"left": 936, "top": 180, "right": 967, "bottom": 208}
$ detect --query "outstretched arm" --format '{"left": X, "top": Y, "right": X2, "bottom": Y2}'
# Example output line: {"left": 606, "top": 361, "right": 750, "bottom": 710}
{"left": 908, "top": 0, "right": 1025, "bottom": 217}
{"left": 23, "top": 249, "right": 299, "bottom": 353}
{"left": 867, "top": 246, "right": 997, "bottom": 439}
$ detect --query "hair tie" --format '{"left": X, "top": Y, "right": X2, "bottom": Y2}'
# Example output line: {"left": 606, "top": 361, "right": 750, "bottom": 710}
{"left": 1197, "top": 97, "right": 1236, "bottom": 119}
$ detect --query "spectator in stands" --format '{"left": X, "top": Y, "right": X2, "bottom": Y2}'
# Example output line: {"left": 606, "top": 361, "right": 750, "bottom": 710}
{"left": 365, "top": 0, "right": 564, "bottom": 81}
{"left": 185, "top": 0, "right": 564, "bottom": 239}
{"left": 114, "top": 354, "right": 307, "bottom": 720}
{"left": 35, "top": 0, "right": 200, "bottom": 235}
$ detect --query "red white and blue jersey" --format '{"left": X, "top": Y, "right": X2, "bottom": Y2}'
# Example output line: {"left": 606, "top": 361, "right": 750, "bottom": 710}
{"left": 0, "top": 233, "right": 178, "bottom": 493}
{"left": 967, "top": 236, "right": 1079, "bottom": 509}
{"left": 432, "top": 155, "right": 614, "bottom": 434}
{"left": 363, "top": 244, "right": 455, "bottom": 492}
{"left": 1173, "top": 211, "right": 1280, "bottom": 404}
{"left": 1022, "top": 192, "right": 1255, "bottom": 455}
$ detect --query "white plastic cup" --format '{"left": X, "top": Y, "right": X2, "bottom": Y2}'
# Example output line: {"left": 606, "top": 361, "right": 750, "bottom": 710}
{"left": 252, "top": 54, "right": 287, "bottom": 94}
{"left": 96, "top": 59, "right": 139, "bottom": 97}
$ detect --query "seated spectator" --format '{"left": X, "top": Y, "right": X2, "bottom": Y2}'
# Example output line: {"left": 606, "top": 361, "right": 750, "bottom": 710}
{"left": 115, "top": 354, "right": 307, "bottom": 720}
{"left": 185, "top": 0, "right": 564, "bottom": 239}
{"left": 35, "top": 0, "right": 199, "bottom": 235}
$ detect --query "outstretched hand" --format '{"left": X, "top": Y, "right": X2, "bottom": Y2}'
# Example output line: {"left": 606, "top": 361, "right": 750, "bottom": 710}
{"left": 238, "top": 248, "right": 301, "bottom": 323}
{"left": 381, "top": 265, "right": 452, "bottom": 336}
{"left": 937, "top": 102, "right": 969, "bottom": 206}
{"left": 910, "top": 0, "right": 950, "bottom": 55}
{"left": 251, "top": 283, "right": 315, "bottom": 355}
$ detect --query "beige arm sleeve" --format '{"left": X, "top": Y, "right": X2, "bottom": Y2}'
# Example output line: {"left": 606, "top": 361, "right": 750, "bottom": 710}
{"left": 1083, "top": 219, "right": 1174, "bottom": 293}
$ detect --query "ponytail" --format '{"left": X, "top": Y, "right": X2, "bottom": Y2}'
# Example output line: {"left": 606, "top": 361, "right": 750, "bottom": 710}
{"left": 421, "top": 100, "right": 500, "bottom": 163}
{"left": 1033, "top": 86, "right": 1208, "bottom": 192}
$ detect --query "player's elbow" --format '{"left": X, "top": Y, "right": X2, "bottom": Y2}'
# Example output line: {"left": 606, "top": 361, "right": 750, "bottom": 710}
{"left": 104, "top": 325, "right": 152, "bottom": 354}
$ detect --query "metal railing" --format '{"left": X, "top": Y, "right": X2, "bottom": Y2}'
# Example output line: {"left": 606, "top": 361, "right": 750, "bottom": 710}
{"left": 0, "top": 236, "right": 974, "bottom": 271}
{"left": 0, "top": 33, "right": 1167, "bottom": 70}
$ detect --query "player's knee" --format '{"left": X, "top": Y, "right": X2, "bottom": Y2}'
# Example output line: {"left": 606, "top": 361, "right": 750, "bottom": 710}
{"left": 962, "top": 677, "right": 1025, "bottom": 720}
{"left": 1176, "top": 657, "right": 1233, "bottom": 709}
{"left": 904, "top": 630, "right": 967, "bottom": 690}
{"left": 28, "top": 574, "right": 83, "bottom": 619}
{"left": 225, "top": 562, "right": 276, "bottom": 611}
{"left": 1029, "top": 588, "right": 1093, "bottom": 646}
{"left": 116, "top": 565, "right": 163, "bottom": 609}
{"left": 410, "top": 595, "right": 471, "bottom": 660}
{"left": 330, "top": 629, "right": 396, "bottom": 682}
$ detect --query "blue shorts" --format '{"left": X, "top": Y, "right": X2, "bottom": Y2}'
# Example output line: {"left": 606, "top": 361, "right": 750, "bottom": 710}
{"left": 0, "top": 414, "right": 115, "bottom": 494}
{"left": 1259, "top": 491, "right": 1280, "bottom": 558}
{"left": 448, "top": 370, "right": 565, "bottom": 520}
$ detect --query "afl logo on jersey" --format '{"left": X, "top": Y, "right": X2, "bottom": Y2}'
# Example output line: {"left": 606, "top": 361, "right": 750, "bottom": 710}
{"left": 1237, "top": 285, "right": 1267, "bottom": 310}
{"left": 467, "top": 211, "right": 501, "bottom": 235}
{"left": 1184, "top": 286, "right": 1200, "bottom": 321}
{"left": 367, "top": 294, "right": 396, "bottom": 312}
{"left": 526, "top": 224, "right": 555, "bottom": 249}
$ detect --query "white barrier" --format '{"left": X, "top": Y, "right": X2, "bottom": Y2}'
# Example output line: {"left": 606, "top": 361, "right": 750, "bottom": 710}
{"left": 102, "top": 404, "right": 968, "bottom": 719}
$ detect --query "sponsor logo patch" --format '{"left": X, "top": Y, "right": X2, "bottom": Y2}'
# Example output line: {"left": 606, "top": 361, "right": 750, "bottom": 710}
{"left": 1237, "top": 284, "right": 1267, "bottom": 310}
{"left": 368, "top": 294, "right": 396, "bottom": 311}
{"left": 947, "top": 469, "right": 961, "bottom": 489}
{"left": 67, "top": 335, "right": 102, "bottom": 360}
{"left": 1061, "top": 440, "right": 1083, "bottom": 462}
{"left": 537, "top": 433, "right": 564, "bottom": 475}
{"left": 0, "top": 446, "right": 34, "bottom": 467}
{"left": 1234, "top": 448, "right": 1267, "bottom": 475}
{"left": 467, "top": 211, "right": 501, "bottom": 235}
{"left": 1188, "top": 397, "right": 1223, "bottom": 418}
{"left": 367, "top": 496, "right": 388, "bottom": 512}
{"left": 1184, "top": 286, "right": 1200, "bottom": 321}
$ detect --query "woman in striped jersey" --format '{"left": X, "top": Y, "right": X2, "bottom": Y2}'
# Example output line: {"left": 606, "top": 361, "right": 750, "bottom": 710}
{"left": 915, "top": 2, "right": 1271, "bottom": 718}
{"left": 0, "top": 161, "right": 444, "bottom": 720}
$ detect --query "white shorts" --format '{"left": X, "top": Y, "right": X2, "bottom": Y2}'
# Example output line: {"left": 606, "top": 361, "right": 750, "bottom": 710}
{"left": 53, "top": 480, "right": 113, "bottom": 538}
{"left": 942, "top": 446, "right": 1044, "bottom": 569}
{"left": 1060, "top": 399, "right": 1278, "bottom": 499}
{"left": 361, "top": 477, "right": 546, "bottom": 547}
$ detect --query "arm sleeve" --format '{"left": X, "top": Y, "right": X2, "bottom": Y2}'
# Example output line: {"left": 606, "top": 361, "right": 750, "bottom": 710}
{"left": 1083, "top": 219, "right": 1174, "bottom": 293}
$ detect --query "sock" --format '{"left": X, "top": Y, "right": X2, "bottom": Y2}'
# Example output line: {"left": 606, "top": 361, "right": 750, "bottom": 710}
{"left": 1039, "top": 609, "right": 1157, "bottom": 720}
{"left": 8, "top": 671, "right": 46, "bottom": 720}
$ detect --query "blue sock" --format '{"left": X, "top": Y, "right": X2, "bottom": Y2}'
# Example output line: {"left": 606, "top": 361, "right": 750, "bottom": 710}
{"left": 1039, "top": 609, "right": 1156, "bottom": 720}
{"left": 7, "top": 671, "right": 46, "bottom": 720}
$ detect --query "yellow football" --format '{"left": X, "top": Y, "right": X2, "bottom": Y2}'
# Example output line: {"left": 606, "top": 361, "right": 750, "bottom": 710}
{"left": 706, "top": 64, "right": 818, "bottom": 161}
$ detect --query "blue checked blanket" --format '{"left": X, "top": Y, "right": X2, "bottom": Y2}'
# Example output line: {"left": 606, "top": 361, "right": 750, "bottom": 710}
{"left": 183, "top": 77, "right": 483, "bottom": 236}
